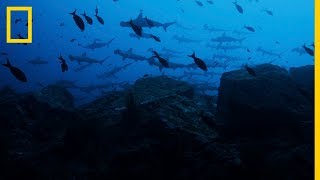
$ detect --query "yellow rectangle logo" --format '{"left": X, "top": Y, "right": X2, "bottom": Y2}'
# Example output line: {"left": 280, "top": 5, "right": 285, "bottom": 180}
{"left": 6, "top": 6, "right": 32, "bottom": 44}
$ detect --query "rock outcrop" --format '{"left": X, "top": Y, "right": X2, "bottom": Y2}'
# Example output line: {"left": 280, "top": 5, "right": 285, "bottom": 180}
{"left": 290, "top": 65, "right": 314, "bottom": 99}
{"left": 0, "top": 67, "right": 314, "bottom": 179}
{"left": 35, "top": 85, "right": 75, "bottom": 110}
{"left": 216, "top": 64, "right": 313, "bottom": 140}
{"left": 216, "top": 63, "right": 314, "bottom": 179}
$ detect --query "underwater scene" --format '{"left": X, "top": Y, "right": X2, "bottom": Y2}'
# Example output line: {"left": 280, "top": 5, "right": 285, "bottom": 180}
{"left": 0, "top": 0, "right": 315, "bottom": 179}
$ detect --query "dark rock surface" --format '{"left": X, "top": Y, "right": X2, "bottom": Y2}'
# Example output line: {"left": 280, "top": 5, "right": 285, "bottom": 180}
{"left": 290, "top": 65, "right": 314, "bottom": 99}
{"left": 0, "top": 67, "right": 314, "bottom": 179}
{"left": 216, "top": 63, "right": 314, "bottom": 179}
{"left": 35, "top": 85, "right": 75, "bottom": 110}
{"left": 217, "top": 64, "right": 313, "bottom": 139}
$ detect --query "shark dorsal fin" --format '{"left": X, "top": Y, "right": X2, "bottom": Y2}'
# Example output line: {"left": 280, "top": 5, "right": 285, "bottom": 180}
{"left": 137, "top": 10, "right": 143, "bottom": 20}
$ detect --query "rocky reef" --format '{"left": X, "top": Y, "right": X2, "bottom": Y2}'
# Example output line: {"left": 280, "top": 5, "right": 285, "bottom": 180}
{"left": 0, "top": 64, "right": 314, "bottom": 180}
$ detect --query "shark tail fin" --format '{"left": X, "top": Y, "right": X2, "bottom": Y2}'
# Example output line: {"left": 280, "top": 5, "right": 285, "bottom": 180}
{"left": 69, "top": 10, "right": 76, "bottom": 15}
{"left": 163, "top": 22, "right": 176, "bottom": 31}
{"left": 107, "top": 38, "right": 115, "bottom": 47}
{"left": 188, "top": 52, "right": 195, "bottom": 58}
{"left": 101, "top": 56, "right": 110, "bottom": 64}
{"left": 239, "top": 37, "right": 247, "bottom": 44}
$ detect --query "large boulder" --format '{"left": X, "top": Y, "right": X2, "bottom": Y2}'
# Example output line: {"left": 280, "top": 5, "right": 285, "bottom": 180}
{"left": 69, "top": 76, "right": 242, "bottom": 179}
{"left": 35, "top": 85, "right": 74, "bottom": 110}
{"left": 0, "top": 77, "right": 243, "bottom": 180}
{"left": 0, "top": 91, "right": 76, "bottom": 180}
{"left": 290, "top": 65, "right": 314, "bottom": 99}
{"left": 216, "top": 63, "right": 314, "bottom": 179}
{"left": 216, "top": 64, "right": 313, "bottom": 140}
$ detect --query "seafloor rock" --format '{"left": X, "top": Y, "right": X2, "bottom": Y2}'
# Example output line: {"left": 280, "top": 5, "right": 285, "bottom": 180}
{"left": 73, "top": 76, "right": 241, "bottom": 179}
{"left": 0, "top": 72, "right": 314, "bottom": 179}
{"left": 0, "top": 92, "right": 76, "bottom": 180}
{"left": 290, "top": 65, "right": 314, "bottom": 98}
{"left": 0, "top": 76, "right": 242, "bottom": 180}
{"left": 216, "top": 63, "right": 313, "bottom": 140}
{"left": 216, "top": 63, "right": 314, "bottom": 180}
{"left": 35, "top": 85, "right": 74, "bottom": 110}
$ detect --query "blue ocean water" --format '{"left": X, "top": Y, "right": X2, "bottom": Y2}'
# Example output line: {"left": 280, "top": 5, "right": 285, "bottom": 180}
{"left": 0, "top": 0, "right": 314, "bottom": 105}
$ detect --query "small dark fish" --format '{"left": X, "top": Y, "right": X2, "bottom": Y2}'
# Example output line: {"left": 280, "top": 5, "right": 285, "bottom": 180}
{"left": 151, "top": 35, "right": 161, "bottom": 42}
{"left": 95, "top": 7, "right": 104, "bottom": 25}
{"left": 275, "top": 41, "right": 280, "bottom": 44}
{"left": 81, "top": 11, "right": 93, "bottom": 25}
{"left": 302, "top": 44, "right": 314, "bottom": 56}
{"left": 59, "top": 22, "right": 65, "bottom": 27}
{"left": 58, "top": 55, "right": 69, "bottom": 72}
{"left": 0, "top": 52, "right": 8, "bottom": 56}
{"left": 70, "top": 38, "right": 77, "bottom": 42}
{"left": 188, "top": 52, "right": 208, "bottom": 71}
{"left": 244, "top": 26, "right": 255, "bottom": 32}
{"left": 153, "top": 51, "right": 169, "bottom": 68}
{"left": 143, "top": 74, "right": 149, "bottom": 77}
{"left": 247, "top": 48, "right": 251, "bottom": 52}
{"left": 263, "top": 10, "right": 273, "bottom": 16}
{"left": 69, "top": 10, "right": 85, "bottom": 31}
{"left": 95, "top": 15, "right": 104, "bottom": 25}
{"left": 2, "top": 58, "right": 27, "bottom": 82}
{"left": 195, "top": 1, "right": 204, "bottom": 6}
{"left": 129, "top": 19, "right": 143, "bottom": 37}
{"left": 233, "top": 1, "right": 243, "bottom": 14}
{"left": 245, "top": 64, "right": 256, "bottom": 76}
{"left": 207, "top": 0, "right": 213, "bottom": 5}
{"left": 15, "top": 18, "right": 22, "bottom": 24}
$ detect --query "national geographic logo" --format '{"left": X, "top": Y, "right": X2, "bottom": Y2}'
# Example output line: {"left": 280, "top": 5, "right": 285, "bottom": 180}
{"left": 6, "top": 6, "right": 32, "bottom": 44}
